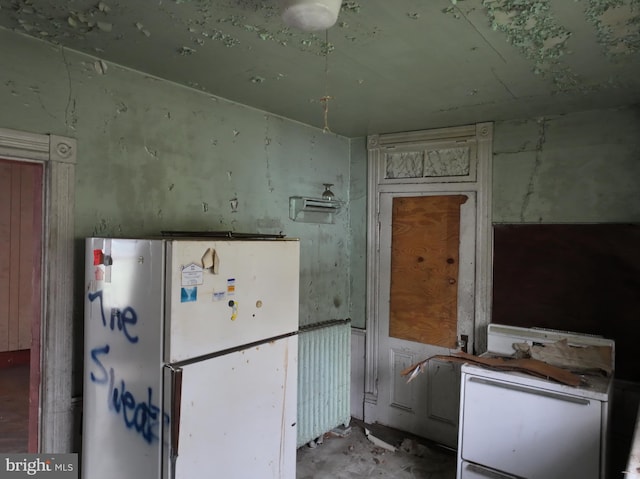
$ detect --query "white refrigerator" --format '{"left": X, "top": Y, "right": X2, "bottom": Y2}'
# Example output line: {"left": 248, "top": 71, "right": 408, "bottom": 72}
{"left": 82, "top": 237, "right": 299, "bottom": 479}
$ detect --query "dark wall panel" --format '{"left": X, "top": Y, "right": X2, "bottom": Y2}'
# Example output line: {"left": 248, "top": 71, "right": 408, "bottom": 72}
{"left": 492, "top": 224, "right": 640, "bottom": 381}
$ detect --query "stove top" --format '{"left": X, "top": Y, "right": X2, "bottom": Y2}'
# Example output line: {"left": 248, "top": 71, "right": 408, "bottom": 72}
{"left": 477, "top": 323, "right": 616, "bottom": 399}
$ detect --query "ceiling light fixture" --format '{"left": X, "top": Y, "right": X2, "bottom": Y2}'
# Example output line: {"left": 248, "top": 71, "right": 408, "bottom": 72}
{"left": 281, "top": 0, "right": 342, "bottom": 32}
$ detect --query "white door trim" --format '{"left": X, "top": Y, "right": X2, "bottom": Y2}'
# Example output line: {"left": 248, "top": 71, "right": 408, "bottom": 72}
{"left": 364, "top": 123, "right": 493, "bottom": 414}
{"left": 0, "top": 127, "right": 76, "bottom": 452}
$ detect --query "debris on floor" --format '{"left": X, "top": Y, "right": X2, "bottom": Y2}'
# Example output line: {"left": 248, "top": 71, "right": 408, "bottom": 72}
{"left": 308, "top": 424, "right": 353, "bottom": 448}
{"left": 330, "top": 424, "right": 352, "bottom": 438}
{"left": 365, "top": 428, "right": 397, "bottom": 452}
{"left": 399, "top": 438, "right": 429, "bottom": 457}
{"left": 296, "top": 419, "right": 456, "bottom": 479}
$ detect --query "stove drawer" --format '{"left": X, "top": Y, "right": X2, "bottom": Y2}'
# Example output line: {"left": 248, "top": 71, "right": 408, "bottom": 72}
{"left": 458, "top": 461, "right": 519, "bottom": 478}
{"left": 458, "top": 372, "right": 603, "bottom": 479}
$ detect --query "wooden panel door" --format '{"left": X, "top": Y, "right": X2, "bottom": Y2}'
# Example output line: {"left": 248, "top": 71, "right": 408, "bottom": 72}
{"left": 373, "top": 192, "right": 476, "bottom": 447}
{"left": 0, "top": 160, "right": 41, "bottom": 353}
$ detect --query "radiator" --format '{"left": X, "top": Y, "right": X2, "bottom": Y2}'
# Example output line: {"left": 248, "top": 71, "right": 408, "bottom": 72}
{"left": 297, "top": 319, "right": 351, "bottom": 447}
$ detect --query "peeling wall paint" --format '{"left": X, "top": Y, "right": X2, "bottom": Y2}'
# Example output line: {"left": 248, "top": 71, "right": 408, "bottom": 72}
{"left": 480, "top": 0, "right": 640, "bottom": 92}
{"left": 0, "top": 0, "right": 368, "bottom": 59}
{"left": 2, "top": 0, "right": 640, "bottom": 139}
{"left": 0, "top": 30, "right": 351, "bottom": 395}
{"left": 482, "top": 0, "right": 577, "bottom": 90}
{"left": 3, "top": 6, "right": 640, "bottom": 375}
{"left": 585, "top": 0, "right": 640, "bottom": 56}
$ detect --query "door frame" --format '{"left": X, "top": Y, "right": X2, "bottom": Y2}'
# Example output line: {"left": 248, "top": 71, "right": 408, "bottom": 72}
{"left": 364, "top": 123, "right": 493, "bottom": 418}
{"left": 0, "top": 127, "right": 76, "bottom": 452}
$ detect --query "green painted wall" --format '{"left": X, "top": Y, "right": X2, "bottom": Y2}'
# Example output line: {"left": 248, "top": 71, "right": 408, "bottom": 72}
{"left": 0, "top": 29, "right": 352, "bottom": 391}
{"left": 3, "top": 28, "right": 640, "bottom": 383}
{"left": 493, "top": 108, "right": 640, "bottom": 223}
{"left": 348, "top": 137, "right": 367, "bottom": 329}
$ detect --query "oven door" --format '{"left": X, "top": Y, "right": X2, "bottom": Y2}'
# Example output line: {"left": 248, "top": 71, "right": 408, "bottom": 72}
{"left": 458, "top": 368, "right": 603, "bottom": 479}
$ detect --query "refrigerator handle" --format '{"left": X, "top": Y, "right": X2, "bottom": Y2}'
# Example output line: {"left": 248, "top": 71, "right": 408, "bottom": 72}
{"left": 169, "top": 367, "right": 183, "bottom": 477}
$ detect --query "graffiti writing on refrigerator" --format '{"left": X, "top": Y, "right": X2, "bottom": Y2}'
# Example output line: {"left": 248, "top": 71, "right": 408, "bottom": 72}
{"left": 87, "top": 290, "right": 169, "bottom": 444}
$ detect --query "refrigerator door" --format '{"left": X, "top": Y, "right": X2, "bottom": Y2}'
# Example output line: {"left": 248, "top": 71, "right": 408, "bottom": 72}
{"left": 165, "top": 239, "right": 299, "bottom": 362}
{"left": 165, "top": 335, "right": 298, "bottom": 479}
{"left": 82, "top": 238, "right": 167, "bottom": 479}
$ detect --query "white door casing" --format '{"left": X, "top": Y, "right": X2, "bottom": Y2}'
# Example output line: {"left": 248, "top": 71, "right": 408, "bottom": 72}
{"left": 364, "top": 123, "right": 493, "bottom": 446}
{"left": 0, "top": 127, "right": 76, "bottom": 452}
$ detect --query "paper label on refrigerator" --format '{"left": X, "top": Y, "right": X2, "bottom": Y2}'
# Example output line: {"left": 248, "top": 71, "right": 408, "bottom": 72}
{"left": 226, "top": 278, "right": 236, "bottom": 295}
{"left": 181, "top": 286, "right": 198, "bottom": 303}
{"left": 181, "top": 263, "right": 204, "bottom": 286}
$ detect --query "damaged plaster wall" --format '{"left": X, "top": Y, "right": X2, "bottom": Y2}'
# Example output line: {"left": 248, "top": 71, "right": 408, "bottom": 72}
{"left": 345, "top": 107, "right": 640, "bottom": 336}
{"left": 348, "top": 137, "right": 367, "bottom": 330}
{"left": 0, "top": 26, "right": 351, "bottom": 386}
{"left": 493, "top": 106, "right": 640, "bottom": 223}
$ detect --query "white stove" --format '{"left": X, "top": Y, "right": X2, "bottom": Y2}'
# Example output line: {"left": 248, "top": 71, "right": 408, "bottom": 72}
{"left": 457, "top": 324, "right": 615, "bottom": 479}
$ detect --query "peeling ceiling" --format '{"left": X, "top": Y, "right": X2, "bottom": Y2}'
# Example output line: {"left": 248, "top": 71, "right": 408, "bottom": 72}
{"left": 1, "top": 0, "right": 640, "bottom": 137}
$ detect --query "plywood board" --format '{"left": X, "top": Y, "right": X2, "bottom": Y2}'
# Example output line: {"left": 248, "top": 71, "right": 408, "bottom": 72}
{"left": 389, "top": 195, "right": 465, "bottom": 347}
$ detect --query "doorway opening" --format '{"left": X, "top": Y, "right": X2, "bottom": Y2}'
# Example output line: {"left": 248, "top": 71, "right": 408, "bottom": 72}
{"left": 0, "top": 158, "right": 43, "bottom": 452}
{"left": 363, "top": 123, "right": 493, "bottom": 446}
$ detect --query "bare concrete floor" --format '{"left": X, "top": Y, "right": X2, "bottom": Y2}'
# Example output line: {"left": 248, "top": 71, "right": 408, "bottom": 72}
{"left": 296, "top": 419, "right": 456, "bottom": 479}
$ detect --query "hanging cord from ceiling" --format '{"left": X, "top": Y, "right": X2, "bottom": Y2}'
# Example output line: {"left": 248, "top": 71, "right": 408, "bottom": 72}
{"left": 319, "top": 29, "right": 333, "bottom": 133}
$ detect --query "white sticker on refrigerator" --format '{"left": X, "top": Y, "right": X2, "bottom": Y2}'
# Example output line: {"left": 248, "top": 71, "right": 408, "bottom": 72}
{"left": 212, "top": 291, "right": 226, "bottom": 302}
{"left": 181, "top": 263, "right": 204, "bottom": 286}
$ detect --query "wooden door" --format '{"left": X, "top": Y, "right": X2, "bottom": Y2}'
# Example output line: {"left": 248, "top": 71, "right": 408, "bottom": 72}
{"left": 373, "top": 192, "right": 476, "bottom": 447}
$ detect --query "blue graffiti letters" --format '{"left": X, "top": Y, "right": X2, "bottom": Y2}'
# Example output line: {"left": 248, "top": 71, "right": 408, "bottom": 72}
{"left": 120, "top": 307, "right": 139, "bottom": 343}
{"left": 108, "top": 370, "right": 168, "bottom": 445}
{"left": 108, "top": 307, "right": 139, "bottom": 344}
{"left": 88, "top": 290, "right": 139, "bottom": 343}
{"left": 89, "top": 344, "right": 169, "bottom": 445}
{"left": 87, "top": 290, "right": 107, "bottom": 326}
{"left": 87, "top": 289, "right": 167, "bottom": 445}
{"left": 89, "top": 344, "right": 110, "bottom": 384}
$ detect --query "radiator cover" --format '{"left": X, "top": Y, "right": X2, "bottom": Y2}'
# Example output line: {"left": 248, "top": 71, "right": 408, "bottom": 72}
{"left": 297, "top": 319, "right": 351, "bottom": 447}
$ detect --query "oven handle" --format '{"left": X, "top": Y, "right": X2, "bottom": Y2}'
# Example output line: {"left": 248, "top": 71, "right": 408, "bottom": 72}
{"left": 166, "top": 365, "right": 183, "bottom": 479}
{"left": 464, "top": 462, "right": 523, "bottom": 479}
{"left": 468, "top": 376, "right": 591, "bottom": 405}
